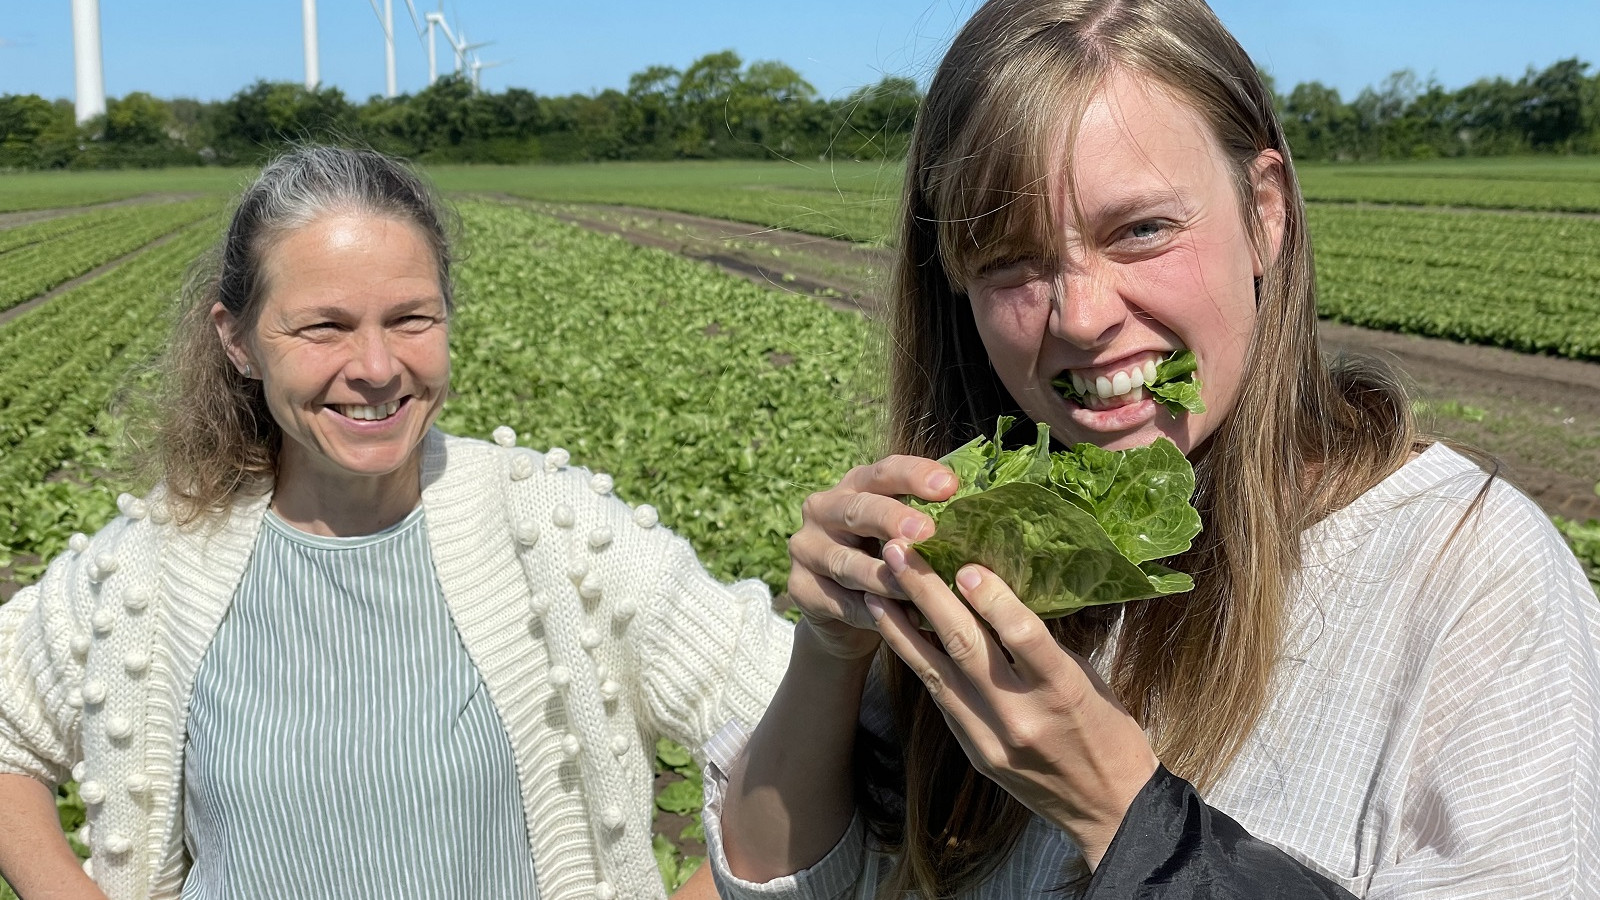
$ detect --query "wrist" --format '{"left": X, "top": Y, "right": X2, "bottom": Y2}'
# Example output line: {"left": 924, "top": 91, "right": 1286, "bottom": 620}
{"left": 795, "top": 618, "right": 880, "bottom": 674}
{"left": 1074, "top": 755, "right": 1161, "bottom": 871}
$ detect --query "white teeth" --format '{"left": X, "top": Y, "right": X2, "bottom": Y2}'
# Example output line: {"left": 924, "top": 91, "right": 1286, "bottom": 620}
{"left": 1062, "top": 355, "right": 1171, "bottom": 404}
{"left": 337, "top": 401, "right": 400, "bottom": 421}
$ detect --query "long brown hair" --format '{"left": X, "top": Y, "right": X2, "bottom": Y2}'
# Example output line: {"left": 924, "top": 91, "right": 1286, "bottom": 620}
{"left": 142, "top": 146, "right": 458, "bottom": 523}
{"left": 870, "top": 0, "right": 1417, "bottom": 892}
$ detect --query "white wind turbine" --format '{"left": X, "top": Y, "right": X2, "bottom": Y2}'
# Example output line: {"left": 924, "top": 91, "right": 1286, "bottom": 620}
{"left": 469, "top": 54, "right": 505, "bottom": 92}
{"left": 373, "top": 0, "right": 429, "bottom": 97}
{"left": 417, "top": 1, "right": 489, "bottom": 86}
{"left": 69, "top": 0, "right": 106, "bottom": 123}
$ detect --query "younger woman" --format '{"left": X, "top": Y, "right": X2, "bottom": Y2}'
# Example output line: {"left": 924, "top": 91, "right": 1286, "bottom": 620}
{"left": 709, "top": 0, "right": 1599, "bottom": 896}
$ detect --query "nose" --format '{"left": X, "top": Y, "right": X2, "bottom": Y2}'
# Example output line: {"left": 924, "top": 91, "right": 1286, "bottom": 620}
{"left": 1048, "top": 262, "right": 1125, "bottom": 349}
{"left": 345, "top": 326, "right": 402, "bottom": 387}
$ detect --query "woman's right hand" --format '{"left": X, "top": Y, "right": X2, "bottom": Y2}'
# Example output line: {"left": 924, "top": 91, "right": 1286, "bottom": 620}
{"left": 786, "top": 456, "right": 958, "bottom": 661}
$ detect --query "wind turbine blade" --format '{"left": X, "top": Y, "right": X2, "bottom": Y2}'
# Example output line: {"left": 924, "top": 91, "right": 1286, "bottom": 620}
{"left": 401, "top": 0, "right": 426, "bottom": 36}
{"left": 366, "top": 0, "right": 391, "bottom": 38}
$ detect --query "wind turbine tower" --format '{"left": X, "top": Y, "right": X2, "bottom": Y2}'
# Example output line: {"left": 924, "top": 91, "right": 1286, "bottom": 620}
{"left": 70, "top": 0, "right": 106, "bottom": 124}
{"left": 384, "top": 0, "right": 397, "bottom": 97}
{"left": 303, "top": 0, "right": 320, "bottom": 88}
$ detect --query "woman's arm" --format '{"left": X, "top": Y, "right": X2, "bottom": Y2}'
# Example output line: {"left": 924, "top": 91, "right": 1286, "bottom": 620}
{"left": 0, "top": 775, "right": 106, "bottom": 900}
{"left": 719, "top": 620, "right": 874, "bottom": 880}
{"left": 705, "top": 456, "right": 956, "bottom": 893}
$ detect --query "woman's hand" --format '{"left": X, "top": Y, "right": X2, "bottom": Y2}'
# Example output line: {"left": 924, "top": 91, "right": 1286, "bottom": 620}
{"left": 867, "top": 542, "right": 1159, "bottom": 869}
{"left": 786, "top": 457, "right": 957, "bottom": 661}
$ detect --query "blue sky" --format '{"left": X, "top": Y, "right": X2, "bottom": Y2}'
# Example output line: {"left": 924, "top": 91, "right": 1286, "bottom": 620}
{"left": 2, "top": 1, "right": 1595, "bottom": 105}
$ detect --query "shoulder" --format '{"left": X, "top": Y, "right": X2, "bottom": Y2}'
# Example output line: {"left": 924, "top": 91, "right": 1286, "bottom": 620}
{"left": 1303, "top": 444, "right": 1593, "bottom": 666}
{"left": 429, "top": 427, "right": 675, "bottom": 550}
{"left": 1312, "top": 444, "right": 1575, "bottom": 573}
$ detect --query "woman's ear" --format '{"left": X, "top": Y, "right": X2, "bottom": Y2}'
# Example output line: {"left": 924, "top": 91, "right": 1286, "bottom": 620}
{"left": 210, "top": 302, "right": 254, "bottom": 377}
{"left": 1249, "top": 149, "right": 1288, "bottom": 277}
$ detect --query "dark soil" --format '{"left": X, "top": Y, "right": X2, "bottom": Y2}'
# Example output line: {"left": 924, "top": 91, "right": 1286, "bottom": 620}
{"left": 533, "top": 199, "right": 1600, "bottom": 522}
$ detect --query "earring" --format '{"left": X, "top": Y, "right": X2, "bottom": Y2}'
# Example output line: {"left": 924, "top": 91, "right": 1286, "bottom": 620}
{"left": 243, "top": 364, "right": 253, "bottom": 378}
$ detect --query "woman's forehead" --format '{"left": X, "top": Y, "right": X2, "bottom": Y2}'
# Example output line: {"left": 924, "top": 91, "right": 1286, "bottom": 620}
{"left": 1052, "top": 72, "right": 1228, "bottom": 218}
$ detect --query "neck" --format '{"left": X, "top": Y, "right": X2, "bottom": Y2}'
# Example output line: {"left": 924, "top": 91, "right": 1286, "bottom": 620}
{"left": 270, "top": 445, "right": 425, "bottom": 537}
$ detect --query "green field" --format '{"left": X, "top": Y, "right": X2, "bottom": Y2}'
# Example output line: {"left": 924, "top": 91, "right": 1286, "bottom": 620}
{"left": 1297, "top": 157, "right": 1600, "bottom": 213}
{"left": 433, "top": 159, "right": 902, "bottom": 243}
{"left": 2, "top": 157, "right": 1600, "bottom": 896}
{"left": 0, "top": 167, "right": 248, "bottom": 213}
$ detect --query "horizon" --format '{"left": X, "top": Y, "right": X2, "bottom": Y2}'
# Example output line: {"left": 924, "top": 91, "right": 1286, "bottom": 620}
{"left": 0, "top": 2, "right": 1595, "bottom": 108}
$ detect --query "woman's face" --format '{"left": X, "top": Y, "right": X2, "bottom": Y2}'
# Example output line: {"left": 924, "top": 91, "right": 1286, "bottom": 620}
{"left": 216, "top": 212, "right": 450, "bottom": 494}
{"left": 965, "top": 71, "right": 1283, "bottom": 454}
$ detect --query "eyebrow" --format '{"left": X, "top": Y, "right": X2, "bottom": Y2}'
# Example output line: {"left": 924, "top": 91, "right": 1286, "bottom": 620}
{"left": 1080, "top": 188, "right": 1193, "bottom": 226}
{"left": 294, "top": 297, "right": 444, "bottom": 320}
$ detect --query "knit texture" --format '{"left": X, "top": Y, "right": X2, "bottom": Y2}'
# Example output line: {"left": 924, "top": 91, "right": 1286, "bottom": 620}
{"left": 0, "top": 429, "right": 795, "bottom": 900}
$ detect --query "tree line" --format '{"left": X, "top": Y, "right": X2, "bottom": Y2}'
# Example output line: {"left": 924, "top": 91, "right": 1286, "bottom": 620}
{"left": 1, "top": 51, "right": 1597, "bottom": 170}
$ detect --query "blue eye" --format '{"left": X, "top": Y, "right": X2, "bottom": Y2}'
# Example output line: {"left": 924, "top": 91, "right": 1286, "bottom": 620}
{"left": 1128, "top": 221, "right": 1165, "bottom": 240}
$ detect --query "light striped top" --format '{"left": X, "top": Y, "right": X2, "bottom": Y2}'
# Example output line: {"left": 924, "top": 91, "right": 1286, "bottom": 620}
{"left": 180, "top": 506, "right": 539, "bottom": 899}
{"left": 704, "top": 444, "right": 1600, "bottom": 899}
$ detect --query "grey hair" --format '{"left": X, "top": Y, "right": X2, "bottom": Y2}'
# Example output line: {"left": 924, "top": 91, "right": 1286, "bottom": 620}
{"left": 146, "top": 145, "right": 459, "bottom": 523}
{"left": 217, "top": 145, "right": 458, "bottom": 331}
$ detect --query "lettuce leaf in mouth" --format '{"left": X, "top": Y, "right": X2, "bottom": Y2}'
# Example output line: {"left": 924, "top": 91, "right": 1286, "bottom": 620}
{"left": 1050, "top": 349, "right": 1207, "bottom": 417}
{"left": 907, "top": 417, "right": 1201, "bottom": 619}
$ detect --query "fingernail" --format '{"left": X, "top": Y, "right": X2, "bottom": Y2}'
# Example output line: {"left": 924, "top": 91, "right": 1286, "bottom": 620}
{"left": 956, "top": 567, "right": 982, "bottom": 592}
{"left": 899, "top": 517, "right": 929, "bottom": 541}
{"left": 883, "top": 543, "right": 907, "bottom": 574}
{"left": 928, "top": 472, "right": 955, "bottom": 493}
{"left": 862, "top": 593, "right": 886, "bottom": 622}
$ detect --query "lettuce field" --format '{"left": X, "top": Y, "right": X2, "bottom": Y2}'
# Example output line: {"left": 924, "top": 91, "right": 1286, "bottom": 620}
{"left": 2, "top": 158, "right": 1599, "bottom": 893}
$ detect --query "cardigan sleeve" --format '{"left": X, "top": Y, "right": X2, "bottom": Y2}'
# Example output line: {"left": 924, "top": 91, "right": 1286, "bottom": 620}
{"left": 626, "top": 527, "right": 795, "bottom": 759}
{"left": 0, "top": 522, "right": 127, "bottom": 785}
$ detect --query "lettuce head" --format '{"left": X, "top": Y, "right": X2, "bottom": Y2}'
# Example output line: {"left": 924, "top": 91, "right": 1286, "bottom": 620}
{"left": 908, "top": 417, "right": 1202, "bottom": 618}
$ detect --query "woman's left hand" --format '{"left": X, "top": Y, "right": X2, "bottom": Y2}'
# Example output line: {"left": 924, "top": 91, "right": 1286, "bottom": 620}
{"left": 867, "top": 540, "right": 1160, "bottom": 869}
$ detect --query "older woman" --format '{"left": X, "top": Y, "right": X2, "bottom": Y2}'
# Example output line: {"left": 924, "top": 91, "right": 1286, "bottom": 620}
{"left": 0, "top": 147, "right": 791, "bottom": 900}
{"left": 709, "top": 0, "right": 1598, "bottom": 897}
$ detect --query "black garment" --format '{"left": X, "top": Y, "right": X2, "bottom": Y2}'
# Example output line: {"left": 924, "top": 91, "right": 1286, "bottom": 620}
{"left": 1085, "top": 766, "right": 1359, "bottom": 899}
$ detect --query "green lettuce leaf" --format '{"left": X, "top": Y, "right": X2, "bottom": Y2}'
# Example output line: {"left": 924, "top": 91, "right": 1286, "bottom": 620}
{"left": 1148, "top": 349, "right": 1206, "bottom": 416}
{"left": 908, "top": 421, "right": 1200, "bottom": 619}
{"left": 1046, "top": 349, "right": 1206, "bottom": 417}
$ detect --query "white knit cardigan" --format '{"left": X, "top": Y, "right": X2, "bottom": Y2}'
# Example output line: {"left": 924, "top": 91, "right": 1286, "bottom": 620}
{"left": 0, "top": 429, "right": 795, "bottom": 900}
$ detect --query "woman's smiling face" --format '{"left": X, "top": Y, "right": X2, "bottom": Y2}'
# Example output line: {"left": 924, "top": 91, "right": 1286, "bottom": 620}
{"left": 965, "top": 71, "right": 1283, "bottom": 454}
{"left": 217, "top": 212, "right": 450, "bottom": 496}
